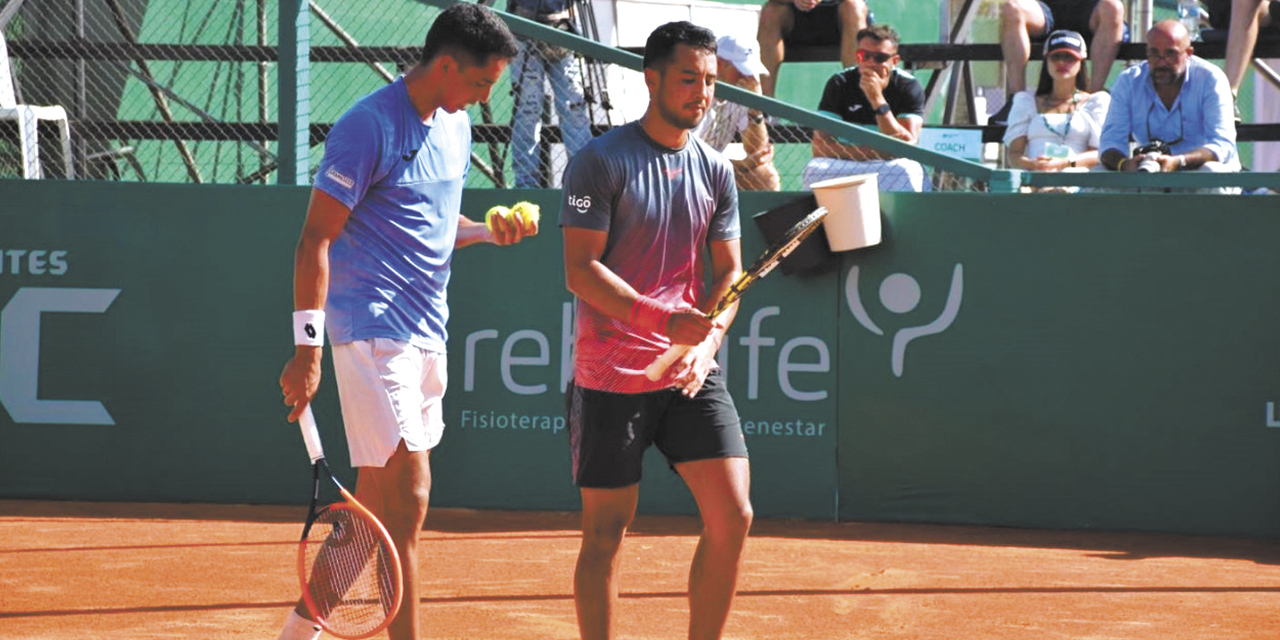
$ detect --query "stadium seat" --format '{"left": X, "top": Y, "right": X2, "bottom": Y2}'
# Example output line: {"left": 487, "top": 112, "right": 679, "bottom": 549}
{"left": 0, "top": 30, "right": 73, "bottom": 179}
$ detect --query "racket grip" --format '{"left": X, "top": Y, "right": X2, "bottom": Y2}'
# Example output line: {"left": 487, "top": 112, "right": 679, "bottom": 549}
{"left": 643, "top": 344, "right": 692, "bottom": 381}
{"left": 298, "top": 405, "right": 325, "bottom": 462}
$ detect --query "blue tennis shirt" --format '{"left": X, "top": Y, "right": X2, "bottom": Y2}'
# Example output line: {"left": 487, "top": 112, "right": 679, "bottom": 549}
{"left": 313, "top": 77, "right": 472, "bottom": 354}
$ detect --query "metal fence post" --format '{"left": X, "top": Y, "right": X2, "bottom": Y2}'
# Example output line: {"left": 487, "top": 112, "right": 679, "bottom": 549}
{"left": 279, "top": 0, "right": 311, "bottom": 185}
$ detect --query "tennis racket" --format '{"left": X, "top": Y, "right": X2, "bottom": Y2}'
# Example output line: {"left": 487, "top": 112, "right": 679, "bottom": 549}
{"left": 297, "top": 405, "right": 403, "bottom": 639}
{"left": 644, "top": 206, "right": 829, "bottom": 381}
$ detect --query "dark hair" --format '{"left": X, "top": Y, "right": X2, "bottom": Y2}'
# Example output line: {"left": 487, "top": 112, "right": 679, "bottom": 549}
{"left": 420, "top": 3, "right": 519, "bottom": 67}
{"left": 643, "top": 21, "right": 716, "bottom": 70}
{"left": 856, "top": 24, "right": 900, "bottom": 47}
{"left": 1034, "top": 58, "right": 1089, "bottom": 96}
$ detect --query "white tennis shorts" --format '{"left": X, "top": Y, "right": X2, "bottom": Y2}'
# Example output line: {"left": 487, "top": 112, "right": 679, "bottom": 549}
{"left": 331, "top": 338, "right": 447, "bottom": 468}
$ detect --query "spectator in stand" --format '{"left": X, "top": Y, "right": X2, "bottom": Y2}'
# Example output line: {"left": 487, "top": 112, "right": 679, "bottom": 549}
{"left": 757, "top": 0, "right": 871, "bottom": 98}
{"left": 990, "top": 0, "right": 1126, "bottom": 124}
{"left": 1003, "top": 30, "right": 1111, "bottom": 184}
{"left": 1098, "top": 20, "right": 1240, "bottom": 193}
{"left": 507, "top": 0, "right": 594, "bottom": 187}
{"left": 693, "top": 34, "right": 781, "bottom": 191}
{"left": 1205, "top": 0, "right": 1278, "bottom": 116}
{"left": 802, "top": 24, "right": 929, "bottom": 192}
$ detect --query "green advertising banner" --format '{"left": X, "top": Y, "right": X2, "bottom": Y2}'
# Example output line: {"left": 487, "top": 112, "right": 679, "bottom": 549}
{"left": 3, "top": 180, "right": 1279, "bottom": 535}
{"left": 0, "top": 181, "right": 310, "bottom": 503}
{"left": 838, "top": 192, "right": 1280, "bottom": 536}
{"left": 0, "top": 182, "right": 839, "bottom": 519}
{"left": 436, "top": 190, "right": 840, "bottom": 519}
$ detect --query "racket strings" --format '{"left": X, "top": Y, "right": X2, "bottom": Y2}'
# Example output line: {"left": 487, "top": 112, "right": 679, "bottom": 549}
{"left": 303, "top": 506, "right": 399, "bottom": 636}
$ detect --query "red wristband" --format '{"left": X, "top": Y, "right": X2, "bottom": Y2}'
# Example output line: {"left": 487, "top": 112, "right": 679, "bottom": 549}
{"left": 630, "top": 296, "right": 674, "bottom": 334}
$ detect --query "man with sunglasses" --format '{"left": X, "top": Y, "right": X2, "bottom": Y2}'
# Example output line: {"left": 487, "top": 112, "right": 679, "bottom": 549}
{"left": 1098, "top": 20, "right": 1239, "bottom": 192}
{"left": 802, "top": 24, "right": 929, "bottom": 192}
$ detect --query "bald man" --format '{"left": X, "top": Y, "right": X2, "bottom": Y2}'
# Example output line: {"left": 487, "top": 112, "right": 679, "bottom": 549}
{"left": 1098, "top": 20, "right": 1239, "bottom": 191}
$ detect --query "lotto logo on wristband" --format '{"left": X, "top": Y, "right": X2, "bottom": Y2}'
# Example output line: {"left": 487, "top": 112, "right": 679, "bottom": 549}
{"left": 294, "top": 310, "right": 325, "bottom": 346}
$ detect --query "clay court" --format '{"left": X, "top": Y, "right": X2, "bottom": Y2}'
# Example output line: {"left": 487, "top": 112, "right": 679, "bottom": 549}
{"left": 2, "top": 500, "right": 1279, "bottom": 639}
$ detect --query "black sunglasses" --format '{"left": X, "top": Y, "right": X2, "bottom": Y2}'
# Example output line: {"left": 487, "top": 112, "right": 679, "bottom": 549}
{"left": 857, "top": 49, "right": 896, "bottom": 64}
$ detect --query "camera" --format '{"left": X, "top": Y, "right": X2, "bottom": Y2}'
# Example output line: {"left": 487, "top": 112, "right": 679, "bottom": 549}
{"left": 1132, "top": 138, "right": 1172, "bottom": 173}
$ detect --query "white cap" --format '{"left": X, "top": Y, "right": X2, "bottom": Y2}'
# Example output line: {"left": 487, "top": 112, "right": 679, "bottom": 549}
{"left": 717, "top": 34, "right": 768, "bottom": 78}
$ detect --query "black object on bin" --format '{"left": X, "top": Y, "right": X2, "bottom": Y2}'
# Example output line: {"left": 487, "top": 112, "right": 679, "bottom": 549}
{"left": 751, "top": 195, "right": 837, "bottom": 276}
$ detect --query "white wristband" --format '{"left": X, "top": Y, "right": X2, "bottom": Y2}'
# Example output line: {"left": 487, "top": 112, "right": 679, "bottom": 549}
{"left": 293, "top": 310, "right": 325, "bottom": 347}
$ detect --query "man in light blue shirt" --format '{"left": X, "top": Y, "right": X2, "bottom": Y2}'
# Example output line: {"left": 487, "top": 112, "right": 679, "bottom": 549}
{"left": 1099, "top": 19, "right": 1240, "bottom": 187}
{"left": 276, "top": 6, "right": 534, "bottom": 640}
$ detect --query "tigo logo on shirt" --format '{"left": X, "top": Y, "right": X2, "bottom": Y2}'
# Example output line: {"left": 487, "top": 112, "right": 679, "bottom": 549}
{"left": 567, "top": 195, "right": 591, "bottom": 213}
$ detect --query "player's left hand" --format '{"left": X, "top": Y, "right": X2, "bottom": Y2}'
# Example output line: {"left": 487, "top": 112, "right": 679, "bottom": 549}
{"left": 668, "top": 335, "right": 721, "bottom": 397}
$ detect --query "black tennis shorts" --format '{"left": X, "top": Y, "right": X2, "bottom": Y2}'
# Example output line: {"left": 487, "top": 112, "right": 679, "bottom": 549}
{"left": 784, "top": 1, "right": 844, "bottom": 48}
{"left": 565, "top": 368, "right": 748, "bottom": 489}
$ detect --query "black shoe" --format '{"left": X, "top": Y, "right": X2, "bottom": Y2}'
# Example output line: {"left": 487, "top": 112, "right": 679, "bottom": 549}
{"left": 989, "top": 99, "right": 1014, "bottom": 126}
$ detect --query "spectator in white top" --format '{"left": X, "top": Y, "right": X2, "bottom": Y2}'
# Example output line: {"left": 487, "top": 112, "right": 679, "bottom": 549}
{"left": 990, "top": 0, "right": 1126, "bottom": 125}
{"left": 1003, "top": 30, "right": 1111, "bottom": 180}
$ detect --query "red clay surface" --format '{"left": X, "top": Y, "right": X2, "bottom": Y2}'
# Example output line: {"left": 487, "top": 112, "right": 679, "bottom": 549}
{"left": 2, "top": 500, "right": 1279, "bottom": 639}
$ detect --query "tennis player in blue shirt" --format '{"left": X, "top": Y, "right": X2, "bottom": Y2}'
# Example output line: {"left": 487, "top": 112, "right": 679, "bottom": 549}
{"left": 1099, "top": 19, "right": 1240, "bottom": 189}
{"left": 276, "top": 5, "right": 533, "bottom": 640}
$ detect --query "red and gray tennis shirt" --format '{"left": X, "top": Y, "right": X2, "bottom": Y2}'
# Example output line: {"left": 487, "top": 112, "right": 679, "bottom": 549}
{"left": 559, "top": 120, "right": 740, "bottom": 394}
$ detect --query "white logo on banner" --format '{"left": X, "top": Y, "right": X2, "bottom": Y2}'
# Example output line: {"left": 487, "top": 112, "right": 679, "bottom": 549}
{"left": 846, "top": 264, "right": 964, "bottom": 377}
{"left": 1265, "top": 403, "right": 1280, "bottom": 428}
{"left": 0, "top": 287, "right": 120, "bottom": 425}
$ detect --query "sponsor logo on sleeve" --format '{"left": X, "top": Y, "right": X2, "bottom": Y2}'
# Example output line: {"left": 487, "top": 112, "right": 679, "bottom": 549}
{"left": 324, "top": 167, "right": 356, "bottom": 190}
{"left": 567, "top": 195, "right": 591, "bottom": 214}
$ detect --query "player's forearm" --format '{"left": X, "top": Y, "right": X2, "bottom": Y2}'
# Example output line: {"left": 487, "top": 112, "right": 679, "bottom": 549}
{"left": 455, "top": 215, "right": 491, "bottom": 248}
{"left": 701, "top": 240, "right": 744, "bottom": 345}
{"left": 705, "top": 299, "right": 737, "bottom": 353}
{"left": 565, "top": 260, "right": 646, "bottom": 324}
{"left": 293, "top": 232, "right": 331, "bottom": 312}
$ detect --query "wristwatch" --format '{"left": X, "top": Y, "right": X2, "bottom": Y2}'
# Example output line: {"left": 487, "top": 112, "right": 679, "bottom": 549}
{"left": 873, "top": 103, "right": 892, "bottom": 117}
{"left": 748, "top": 110, "right": 765, "bottom": 125}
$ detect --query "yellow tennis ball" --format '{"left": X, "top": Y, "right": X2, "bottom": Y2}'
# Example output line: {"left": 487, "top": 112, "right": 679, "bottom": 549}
{"left": 511, "top": 201, "right": 540, "bottom": 226}
{"left": 484, "top": 205, "right": 511, "bottom": 233}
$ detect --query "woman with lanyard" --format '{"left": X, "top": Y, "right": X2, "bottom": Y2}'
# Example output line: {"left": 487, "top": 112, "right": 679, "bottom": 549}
{"left": 1002, "top": 29, "right": 1111, "bottom": 186}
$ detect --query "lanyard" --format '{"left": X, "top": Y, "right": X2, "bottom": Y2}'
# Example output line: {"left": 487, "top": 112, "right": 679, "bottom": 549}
{"left": 1039, "top": 92, "right": 1079, "bottom": 141}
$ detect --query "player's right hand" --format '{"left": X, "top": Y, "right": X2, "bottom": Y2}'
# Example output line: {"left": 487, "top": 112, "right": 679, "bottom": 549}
{"left": 280, "top": 346, "right": 323, "bottom": 422}
{"left": 488, "top": 209, "right": 538, "bottom": 245}
{"left": 665, "top": 309, "right": 717, "bottom": 346}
